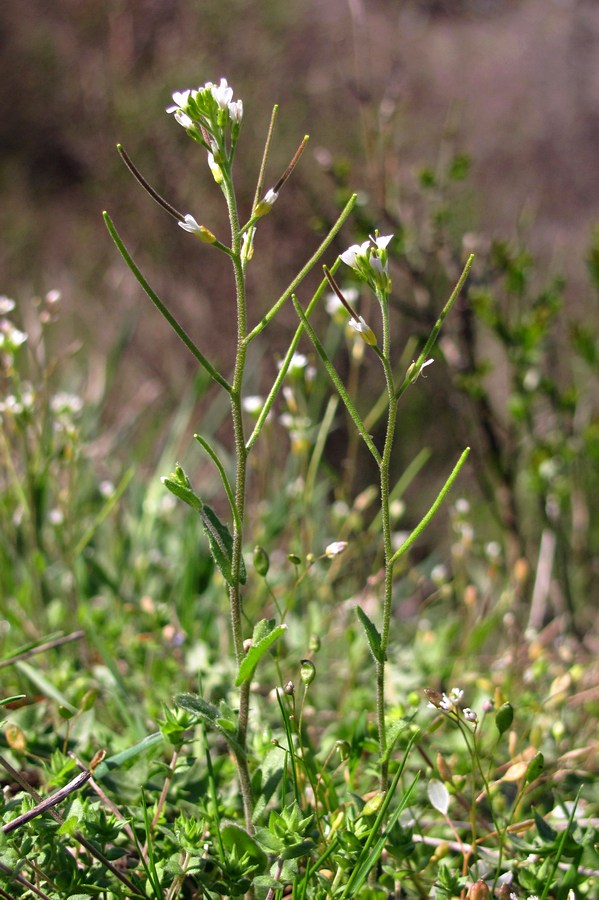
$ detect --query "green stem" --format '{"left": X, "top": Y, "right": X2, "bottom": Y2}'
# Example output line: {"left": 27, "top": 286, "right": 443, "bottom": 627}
{"left": 244, "top": 194, "right": 357, "bottom": 343}
{"left": 376, "top": 299, "right": 398, "bottom": 792}
{"left": 221, "top": 169, "right": 254, "bottom": 833}
{"left": 292, "top": 296, "right": 382, "bottom": 464}
{"left": 395, "top": 254, "right": 474, "bottom": 402}
{"left": 246, "top": 267, "right": 336, "bottom": 452}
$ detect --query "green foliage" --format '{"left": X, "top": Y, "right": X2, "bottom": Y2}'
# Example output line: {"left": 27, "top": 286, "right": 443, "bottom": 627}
{"left": 1, "top": 78, "right": 598, "bottom": 900}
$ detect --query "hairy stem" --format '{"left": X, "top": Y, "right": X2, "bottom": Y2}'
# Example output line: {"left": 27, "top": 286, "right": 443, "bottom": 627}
{"left": 222, "top": 168, "right": 254, "bottom": 832}
{"left": 376, "top": 296, "right": 398, "bottom": 792}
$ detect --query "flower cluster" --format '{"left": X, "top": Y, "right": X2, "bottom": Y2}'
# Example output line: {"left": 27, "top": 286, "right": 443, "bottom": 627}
{"left": 426, "top": 686, "right": 479, "bottom": 725}
{"left": 167, "top": 78, "right": 243, "bottom": 157}
{"left": 340, "top": 234, "right": 393, "bottom": 295}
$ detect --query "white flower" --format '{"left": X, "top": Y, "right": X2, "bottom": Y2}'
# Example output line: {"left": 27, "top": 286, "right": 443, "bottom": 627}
{"left": 463, "top": 708, "right": 478, "bottom": 723}
{"left": 48, "top": 509, "right": 64, "bottom": 526}
{"left": 0, "top": 320, "right": 27, "bottom": 350}
{"left": 174, "top": 109, "right": 193, "bottom": 129}
{"left": 51, "top": 392, "right": 82, "bottom": 416}
{"left": 325, "top": 541, "right": 348, "bottom": 558}
{"left": 348, "top": 315, "right": 377, "bottom": 346}
{"left": 448, "top": 687, "right": 464, "bottom": 704}
{"left": 0, "top": 296, "right": 16, "bottom": 315}
{"left": 207, "top": 152, "right": 223, "bottom": 183}
{"left": 340, "top": 234, "right": 393, "bottom": 292}
{"left": 340, "top": 240, "right": 370, "bottom": 269}
{"left": 209, "top": 78, "right": 233, "bottom": 110}
{"left": 407, "top": 357, "right": 434, "bottom": 382}
{"left": 99, "top": 480, "right": 115, "bottom": 498}
{"left": 279, "top": 352, "right": 307, "bottom": 373}
{"left": 178, "top": 214, "right": 202, "bottom": 234}
{"left": 167, "top": 90, "right": 190, "bottom": 111}
{"left": 371, "top": 233, "right": 393, "bottom": 250}
{"left": 228, "top": 99, "right": 243, "bottom": 122}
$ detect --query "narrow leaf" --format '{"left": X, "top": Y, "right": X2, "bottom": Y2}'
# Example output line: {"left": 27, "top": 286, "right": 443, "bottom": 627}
{"left": 236, "top": 621, "right": 287, "bottom": 686}
{"left": 194, "top": 433, "right": 240, "bottom": 531}
{"left": 390, "top": 447, "right": 470, "bottom": 564}
{"left": 356, "top": 606, "right": 384, "bottom": 663}
{"left": 292, "top": 295, "right": 382, "bottom": 464}
{"left": 200, "top": 504, "right": 246, "bottom": 586}
{"left": 103, "top": 212, "right": 231, "bottom": 391}
{"left": 162, "top": 465, "right": 203, "bottom": 513}
{"left": 93, "top": 731, "right": 163, "bottom": 778}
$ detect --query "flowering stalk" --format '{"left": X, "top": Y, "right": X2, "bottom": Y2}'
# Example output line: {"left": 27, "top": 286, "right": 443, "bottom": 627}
{"left": 106, "top": 78, "right": 359, "bottom": 839}
{"left": 321, "top": 239, "right": 473, "bottom": 793}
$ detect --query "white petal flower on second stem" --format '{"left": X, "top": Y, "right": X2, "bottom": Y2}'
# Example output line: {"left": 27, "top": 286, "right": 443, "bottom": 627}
{"left": 178, "top": 214, "right": 201, "bottom": 234}
{"left": 210, "top": 78, "right": 234, "bottom": 110}
{"left": 348, "top": 315, "right": 377, "bottom": 346}
{"left": 167, "top": 90, "right": 191, "bottom": 112}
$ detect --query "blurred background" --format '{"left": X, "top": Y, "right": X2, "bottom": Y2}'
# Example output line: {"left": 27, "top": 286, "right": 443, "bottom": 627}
{"left": 2, "top": 0, "right": 598, "bottom": 372}
{"left": 2, "top": 0, "right": 598, "bottom": 626}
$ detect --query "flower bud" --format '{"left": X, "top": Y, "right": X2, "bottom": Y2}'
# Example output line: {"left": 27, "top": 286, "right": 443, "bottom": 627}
{"left": 300, "top": 659, "right": 316, "bottom": 685}
{"left": 362, "top": 791, "right": 385, "bottom": 816}
{"left": 495, "top": 702, "right": 514, "bottom": 735}
{"left": 468, "top": 879, "right": 490, "bottom": 899}
{"left": 325, "top": 540, "right": 348, "bottom": 558}
{"left": 253, "top": 188, "right": 278, "bottom": 218}
{"left": 253, "top": 545, "right": 270, "bottom": 577}
{"left": 335, "top": 740, "right": 350, "bottom": 761}
{"left": 348, "top": 315, "right": 377, "bottom": 347}
{"left": 207, "top": 152, "right": 223, "bottom": 184}
{"left": 308, "top": 634, "right": 321, "bottom": 653}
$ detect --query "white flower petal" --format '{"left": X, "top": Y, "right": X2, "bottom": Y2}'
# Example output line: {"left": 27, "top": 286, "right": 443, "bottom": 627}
{"left": 427, "top": 779, "right": 450, "bottom": 815}
{"left": 178, "top": 214, "right": 201, "bottom": 234}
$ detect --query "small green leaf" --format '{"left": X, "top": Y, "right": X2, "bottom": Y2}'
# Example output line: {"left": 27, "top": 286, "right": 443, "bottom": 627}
{"left": 162, "top": 469, "right": 246, "bottom": 585}
{"left": 356, "top": 606, "right": 384, "bottom": 663}
{"left": 200, "top": 504, "right": 247, "bottom": 586}
{"left": 236, "top": 620, "right": 287, "bottom": 686}
{"left": 280, "top": 838, "right": 315, "bottom": 860}
{"left": 58, "top": 815, "right": 80, "bottom": 836}
{"left": 533, "top": 808, "right": 557, "bottom": 842}
{"left": 161, "top": 465, "right": 203, "bottom": 513}
{"left": 174, "top": 693, "right": 245, "bottom": 759}
{"left": 220, "top": 822, "right": 268, "bottom": 871}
